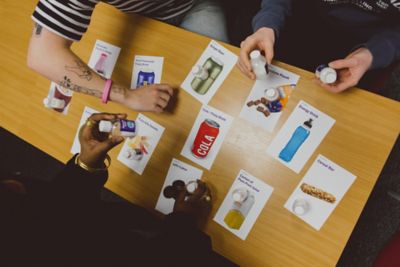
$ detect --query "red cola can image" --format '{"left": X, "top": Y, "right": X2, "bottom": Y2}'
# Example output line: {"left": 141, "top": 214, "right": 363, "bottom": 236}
{"left": 191, "top": 119, "right": 220, "bottom": 158}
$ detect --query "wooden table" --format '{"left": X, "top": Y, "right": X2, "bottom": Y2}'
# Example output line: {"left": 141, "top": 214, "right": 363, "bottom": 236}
{"left": 2, "top": 2, "right": 400, "bottom": 266}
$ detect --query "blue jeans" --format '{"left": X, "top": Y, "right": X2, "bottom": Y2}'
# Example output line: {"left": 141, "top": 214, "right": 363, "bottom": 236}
{"left": 166, "top": 0, "right": 229, "bottom": 43}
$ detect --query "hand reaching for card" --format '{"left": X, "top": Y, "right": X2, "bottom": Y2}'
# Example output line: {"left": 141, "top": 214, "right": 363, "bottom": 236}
{"left": 173, "top": 180, "right": 211, "bottom": 226}
{"left": 79, "top": 113, "right": 126, "bottom": 168}
{"left": 122, "top": 84, "right": 174, "bottom": 113}
{"left": 317, "top": 47, "right": 373, "bottom": 93}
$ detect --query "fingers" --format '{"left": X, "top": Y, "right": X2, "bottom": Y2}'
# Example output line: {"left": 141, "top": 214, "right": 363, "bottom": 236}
{"left": 155, "top": 84, "right": 174, "bottom": 96}
{"left": 96, "top": 135, "right": 125, "bottom": 152}
{"left": 258, "top": 40, "right": 274, "bottom": 65}
{"left": 329, "top": 58, "right": 358, "bottom": 70}
{"left": 187, "top": 180, "right": 207, "bottom": 204}
{"left": 238, "top": 39, "right": 256, "bottom": 79}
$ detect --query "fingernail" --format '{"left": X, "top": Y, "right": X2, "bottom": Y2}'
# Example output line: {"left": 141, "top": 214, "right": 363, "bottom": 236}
{"left": 264, "top": 63, "right": 269, "bottom": 74}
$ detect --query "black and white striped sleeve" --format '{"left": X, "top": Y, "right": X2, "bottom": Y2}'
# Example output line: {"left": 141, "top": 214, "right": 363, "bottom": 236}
{"left": 31, "top": 0, "right": 99, "bottom": 41}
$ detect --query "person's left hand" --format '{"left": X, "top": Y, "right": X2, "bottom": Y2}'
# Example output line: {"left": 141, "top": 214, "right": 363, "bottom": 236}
{"left": 316, "top": 47, "right": 373, "bottom": 93}
{"left": 78, "top": 113, "right": 126, "bottom": 168}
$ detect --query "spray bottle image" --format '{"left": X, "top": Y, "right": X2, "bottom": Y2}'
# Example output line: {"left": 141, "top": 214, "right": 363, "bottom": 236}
{"left": 279, "top": 119, "right": 313, "bottom": 162}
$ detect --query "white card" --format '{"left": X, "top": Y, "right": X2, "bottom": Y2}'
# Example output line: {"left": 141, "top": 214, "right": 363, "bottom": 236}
{"left": 284, "top": 155, "right": 356, "bottom": 230}
{"left": 88, "top": 40, "right": 121, "bottom": 79}
{"left": 155, "top": 158, "right": 203, "bottom": 215}
{"left": 117, "top": 114, "right": 164, "bottom": 175}
{"left": 214, "top": 169, "right": 274, "bottom": 240}
{"left": 70, "top": 106, "right": 99, "bottom": 154}
{"left": 180, "top": 40, "right": 237, "bottom": 104}
{"left": 267, "top": 100, "right": 335, "bottom": 173}
{"left": 181, "top": 105, "right": 233, "bottom": 170}
{"left": 131, "top": 55, "right": 164, "bottom": 89}
{"left": 44, "top": 82, "right": 73, "bottom": 115}
{"left": 239, "top": 65, "right": 300, "bottom": 132}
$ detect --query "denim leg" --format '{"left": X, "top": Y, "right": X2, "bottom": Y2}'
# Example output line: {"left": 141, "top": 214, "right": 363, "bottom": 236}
{"left": 179, "top": 0, "right": 229, "bottom": 43}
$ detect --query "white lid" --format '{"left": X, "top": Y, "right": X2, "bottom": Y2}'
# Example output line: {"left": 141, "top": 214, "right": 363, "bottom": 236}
{"left": 232, "top": 188, "right": 248, "bottom": 202}
{"left": 250, "top": 50, "right": 261, "bottom": 59}
{"left": 186, "top": 181, "right": 198, "bottom": 193}
{"left": 265, "top": 88, "right": 279, "bottom": 101}
{"left": 294, "top": 206, "right": 305, "bottom": 215}
{"left": 43, "top": 97, "right": 65, "bottom": 109}
{"left": 192, "top": 65, "right": 201, "bottom": 74}
{"left": 320, "top": 68, "right": 337, "bottom": 84}
{"left": 99, "top": 120, "right": 112, "bottom": 133}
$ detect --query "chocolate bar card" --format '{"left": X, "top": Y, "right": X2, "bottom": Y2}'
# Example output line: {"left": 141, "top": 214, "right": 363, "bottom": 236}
{"left": 70, "top": 106, "right": 99, "bottom": 154}
{"left": 284, "top": 155, "right": 356, "bottom": 230}
{"left": 239, "top": 65, "right": 300, "bottom": 132}
{"left": 181, "top": 40, "right": 237, "bottom": 105}
{"left": 131, "top": 55, "right": 164, "bottom": 89}
{"left": 214, "top": 169, "right": 274, "bottom": 240}
{"left": 155, "top": 158, "right": 203, "bottom": 215}
{"left": 267, "top": 100, "right": 335, "bottom": 173}
{"left": 181, "top": 105, "right": 233, "bottom": 170}
{"left": 88, "top": 40, "right": 121, "bottom": 79}
{"left": 117, "top": 113, "right": 164, "bottom": 175}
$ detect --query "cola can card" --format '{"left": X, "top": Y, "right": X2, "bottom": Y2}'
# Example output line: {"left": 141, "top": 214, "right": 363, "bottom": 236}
{"left": 181, "top": 105, "right": 233, "bottom": 170}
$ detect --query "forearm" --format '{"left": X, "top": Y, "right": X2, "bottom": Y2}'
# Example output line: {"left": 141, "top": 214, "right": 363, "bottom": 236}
{"left": 27, "top": 23, "right": 127, "bottom": 103}
{"left": 364, "top": 27, "right": 400, "bottom": 70}
{"left": 252, "top": 0, "right": 292, "bottom": 37}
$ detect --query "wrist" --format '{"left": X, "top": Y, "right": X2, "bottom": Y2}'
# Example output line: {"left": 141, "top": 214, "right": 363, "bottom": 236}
{"left": 257, "top": 27, "right": 275, "bottom": 43}
{"left": 75, "top": 153, "right": 110, "bottom": 172}
{"left": 78, "top": 153, "right": 106, "bottom": 169}
{"left": 109, "top": 83, "right": 128, "bottom": 104}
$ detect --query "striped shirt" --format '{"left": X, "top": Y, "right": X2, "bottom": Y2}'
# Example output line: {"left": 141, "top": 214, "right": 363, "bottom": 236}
{"left": 32, "top": 0, "right": 195, "bottom": 41}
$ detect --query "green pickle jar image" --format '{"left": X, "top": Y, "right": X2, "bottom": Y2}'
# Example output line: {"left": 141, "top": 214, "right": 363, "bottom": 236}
{"left": 224, "top": 187, "right": 255, "bottom": 230}
{"left": 191, "top": 56, "right": 224, "bottom": 95}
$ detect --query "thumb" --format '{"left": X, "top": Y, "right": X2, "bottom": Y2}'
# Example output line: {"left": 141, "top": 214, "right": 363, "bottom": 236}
{"left": 329, "top": 58, "right": 358, "bottom": 70}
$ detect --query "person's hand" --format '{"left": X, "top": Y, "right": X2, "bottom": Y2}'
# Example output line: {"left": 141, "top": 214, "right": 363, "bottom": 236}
{"left": 317, "top": 47, "right": 373, "bottom": 93}
{"left": 173, "top": 180, "right": 211, "bottom": 225}
{"left": 79, "top": 113, "right": 126, "bottom": 168}
{"left": 122, "top": 84, "right": 173, "bottom": 113}
{"left": 237, "top": 27, "right": 275, "bottom": 80}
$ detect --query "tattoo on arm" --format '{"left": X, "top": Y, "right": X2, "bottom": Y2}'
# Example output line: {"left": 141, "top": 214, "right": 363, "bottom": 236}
{"left": 111, "top": 84, "right": 126, "bottom": 96}
{"left": 65, "top": 60, "right": 93, "bottom": 81}
{"left": 34, "top": 23, "right": 43, "bottom": 37}
{"left": 59, "top": 76, "right": 102, "bottom": 98}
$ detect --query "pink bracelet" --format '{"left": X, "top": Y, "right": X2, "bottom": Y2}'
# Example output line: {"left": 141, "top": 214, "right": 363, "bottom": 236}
{"left": 101, "top": 79, "right": 113, "bottom": 104}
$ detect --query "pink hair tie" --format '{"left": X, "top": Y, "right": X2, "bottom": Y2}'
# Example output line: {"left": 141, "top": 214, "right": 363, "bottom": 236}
{"left": 101, "top": 79, "right": 113, "bottom": 104}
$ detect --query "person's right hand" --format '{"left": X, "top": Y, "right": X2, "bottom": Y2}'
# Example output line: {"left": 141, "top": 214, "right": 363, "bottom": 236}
{"left": 122, "top": 84, "right": 174, "bottom": 113}
{"left": 173, "top": 180, "right": 211, "bottom": 225}
{"left": 237, "top": 27, "right": 276, "bottom": 80}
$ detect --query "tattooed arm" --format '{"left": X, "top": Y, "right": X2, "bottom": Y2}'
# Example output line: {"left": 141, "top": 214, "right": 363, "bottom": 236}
{"left": 27, "top": 24, "right": 173, "bottom": 112}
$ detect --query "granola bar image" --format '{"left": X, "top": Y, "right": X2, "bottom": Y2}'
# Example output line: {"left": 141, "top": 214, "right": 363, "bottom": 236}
{"left": 300, "top": 183, "right": 336, "bottom": 203}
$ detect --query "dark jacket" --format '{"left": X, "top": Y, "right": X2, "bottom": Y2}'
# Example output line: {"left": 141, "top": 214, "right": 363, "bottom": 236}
{"left": 1, "top": 155, "right": 214, "bottom": 267}
{"left": 253, "top": 0, "right": 400, "bottom": 70}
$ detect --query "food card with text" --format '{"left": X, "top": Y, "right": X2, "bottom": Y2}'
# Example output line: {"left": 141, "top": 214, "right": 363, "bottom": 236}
{"left": 88, "top": 40, "right": 121, "bottom": 79}
{"left": 284, "top": 155, "right": 356, "bottom": 230}
{"left": 181, "top": 40, "right": 237, "bottom": 104}
{"left": 181, "top": 105, "right": 233, "bottom": 170}
{"left": 117, "top": 114, "right": 164, "bottom": 175}
{"left": 131, "top": 55, "right": 164, "bottom": 88}
{"left": 239, "top": 65, "right": 299, "bottom": 132}
{"left": 70, "top": 106, "right": 99, "bottom": 154}
{"left": 43, "top": 82, "right": 73, "bottom": 115}
{"left": 155, "top": 159, "right": 203, "bottom": 215}
{"left": 267, "top": 101, "right": 335, "bottom": 173}
{"left": 214, "top": 170, "right": 274, "bottom": 240}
